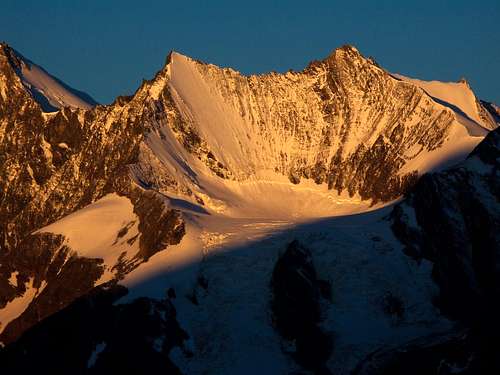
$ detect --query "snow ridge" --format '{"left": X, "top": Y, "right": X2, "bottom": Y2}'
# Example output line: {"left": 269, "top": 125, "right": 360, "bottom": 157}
{"left": 0, "top": 43, "right": 97, "bottom": 112}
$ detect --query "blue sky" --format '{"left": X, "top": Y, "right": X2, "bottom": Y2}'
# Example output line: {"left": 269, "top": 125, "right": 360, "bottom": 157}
{"left": 1, "top": 0, "right": 499, "bottom": 104}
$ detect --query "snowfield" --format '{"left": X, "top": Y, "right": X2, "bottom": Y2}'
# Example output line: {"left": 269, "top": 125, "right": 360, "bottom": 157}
{"left": 37, "top": 193, "right": 141, "bottom": 285}
{"left": 120, "top": 202, "right": 450, "bottom": 375}
{"left": 33, "top": 170, "right": 450, "bottom": 374}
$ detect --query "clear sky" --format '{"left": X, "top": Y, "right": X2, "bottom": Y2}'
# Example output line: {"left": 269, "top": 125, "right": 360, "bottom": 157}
{"left": 1, "top": 0, "right": 499, "bottom": 104}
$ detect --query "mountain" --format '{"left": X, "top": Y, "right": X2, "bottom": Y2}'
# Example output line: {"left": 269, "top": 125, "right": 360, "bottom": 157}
{"left": 0, "top": 42, "right": 498, "bottom": 374}
{"left": 393, "top": 74, "right": 499, "bottom": 131}
{"left": 0, "top": 43, "right": 97, "bottom": 111}
{"left": 392, "top": 126, "right": 500, "bottom": 318}
{"left": 148, "top": 47, "right": 490, "bottom": 205}
{"left": 481, "top": 99, "right": 500, "bottom": 124}
{"left": 0, "top": 43, "right": 185, "bottom": 344}
{"left": 361, "top": 126, "right": 500, "bottom": 374}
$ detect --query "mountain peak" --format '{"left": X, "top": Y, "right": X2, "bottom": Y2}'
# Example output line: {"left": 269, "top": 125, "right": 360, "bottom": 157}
{"left": 0, "top": 41, "right": 10, "bottom": 52}
{"left": 338, "top": 44, "right": 360, "bottom": 53}
{"left": 164, "top": 50, "right": 188, "bottom": 67}
{"left": 328, "top": 44, "right": 362, "bottom": 60}
{"left": 457, "top": 77, "right": 471, "bottom": 89}
{"left": 0, "top": 42, "right": 22, "bottom": 70}
{"left": 0, "top": 43, "right": 97, "bottom": 112}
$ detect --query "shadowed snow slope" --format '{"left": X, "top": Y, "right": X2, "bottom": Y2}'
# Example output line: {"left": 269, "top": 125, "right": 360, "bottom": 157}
{"left": 119, "top": 206, "right": 451, "bottom": 375}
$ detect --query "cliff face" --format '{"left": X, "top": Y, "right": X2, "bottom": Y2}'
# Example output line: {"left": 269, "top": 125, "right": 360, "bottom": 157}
{"left": 392, "top": 127, "right": 500, "bottom": 318}
{"left": 357, "top": 127, "right": 500, "bottom": 375}
{"left": 146, "top": 47, "right": 486, "bottom": 204}
{"left": 0, "top": 44, "right": 185, "bottom": 344}
{"left": 0, "top": 41, "right": 494, "bottom": 346}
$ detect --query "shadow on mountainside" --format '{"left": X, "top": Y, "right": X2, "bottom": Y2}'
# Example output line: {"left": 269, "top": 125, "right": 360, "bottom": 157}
{"left": 0, "top": 205, "right": 464, "bottom": 374}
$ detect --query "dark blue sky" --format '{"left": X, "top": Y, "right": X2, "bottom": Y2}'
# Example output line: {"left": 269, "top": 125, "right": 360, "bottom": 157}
{"left": 1, "top": 0, "right": 499, "bottom": 104}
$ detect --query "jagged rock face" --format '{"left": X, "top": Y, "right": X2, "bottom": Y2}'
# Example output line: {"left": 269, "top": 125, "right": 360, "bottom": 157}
{"left": 0, "top": 44, "right": 185, "bottom": 344}
{"left": 481, "top": 100, "right": 500, "bottom": 125}
{"left": 392, "top": 127, "right": 500, "bottom": 319}
{"left": 475, "top": 99, "right": 499, "bottom": 131}
{"left": 352, "top": 328, "right": 484, "bottom": 375}
{"left": 152, "top": 46, "right": 483, "bottom": 203}
{"left": 359, "top": 129, "right": 500, "bottom": 373}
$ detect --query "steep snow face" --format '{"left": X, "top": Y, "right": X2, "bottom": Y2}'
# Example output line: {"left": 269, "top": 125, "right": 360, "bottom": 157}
{"left": 394, "top": 74, "right": 498, "bottom": 131}
{"left": 0, "top": 43, "right": 97, "bottom": 111}
{"left": 19, "top": 60, "right": 97, "bottom": 111}
{"left": 134, "top": 47, "right": 487, "bottom": 211}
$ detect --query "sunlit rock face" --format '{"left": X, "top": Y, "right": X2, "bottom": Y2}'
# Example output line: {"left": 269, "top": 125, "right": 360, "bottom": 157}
{"left": 0, "top": 40, "right": 495, "bottom": 356}
{"left": 0, "top": 43, "right": 185, "bottom": 344}
{"left": 145, "top": 46, "right": 486, "bottom": 204}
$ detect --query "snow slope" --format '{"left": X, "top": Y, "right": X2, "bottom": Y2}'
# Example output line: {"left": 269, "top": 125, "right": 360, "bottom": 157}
{"left": 394, "top": 74, "right": 498, "bottom": 131}
{"left": 19, "top": 60, "right": 96, "bottom": 111}
{"left": 0, "top": 278, "right": 46, "bottom": 337}
{"left": 0, "top": 43, "right": 97, "bottom": 111}
{"left": 37, "top": 194, "right": 141, "bottom": 284}
{"left": 119, "top": 204, "right": 450, "bottom": 375}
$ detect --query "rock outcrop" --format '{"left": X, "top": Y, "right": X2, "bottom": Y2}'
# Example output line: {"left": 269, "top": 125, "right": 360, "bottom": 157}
{"left": 0, "top": 43, "right": 186, "bottom": 344}
{"left": 270, "top": 240, "right": 332, "bottom": 373}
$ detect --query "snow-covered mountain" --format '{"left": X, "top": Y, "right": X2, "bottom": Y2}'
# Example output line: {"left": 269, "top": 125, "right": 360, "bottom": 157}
{"left": 136, "top": 47, "right": 489, "bottom": 206}
{"left": 0, "top": 42, "right": 97, "bottom": 111}
{"left": 0, "top": 42, "right": 499, "bottom": 374}
{"left": 393, "top": 73, "right": 499, "bottom": 131}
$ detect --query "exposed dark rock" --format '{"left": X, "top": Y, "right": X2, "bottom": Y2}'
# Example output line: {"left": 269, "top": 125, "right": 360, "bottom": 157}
{"left": 167, "top": 287, "right": 176, "bottom": 299}
{"left": 129, "top": 190, "right": 186, "bottom": 261}
{"left": 387, "top": 128, "right": 500, "bottom": 373}
{"left": 270, "top": 240, "right": 333, "bottom": 373}
{"left": 0, "top": 283, "right": 188, "bottom": 375}
{"left": 352, "top": 329, "right": 472, "bottom": 375}
{"left": 479, "top": 100, "right": 500, "bottom": 127}
{"left": 354, "top": 323, "right": 500, "bottom": 375}
{"left": 392, "top": 127, "right": 500, "bottom": 320}
{"left": 0, "top": 44, "right": 186, "bottom": 343}
{"left": 197, "top": 275, "right": 209, "bottom": 290}
{"left": 381, "top": 291, "right": 405, "bottom": 321}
